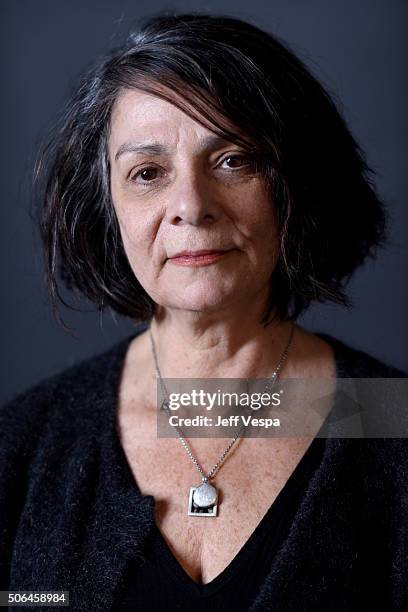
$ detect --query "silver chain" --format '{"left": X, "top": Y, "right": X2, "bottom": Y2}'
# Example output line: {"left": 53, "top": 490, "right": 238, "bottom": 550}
{"left": 149, "top": 322, "right": 295, "bottom": 482}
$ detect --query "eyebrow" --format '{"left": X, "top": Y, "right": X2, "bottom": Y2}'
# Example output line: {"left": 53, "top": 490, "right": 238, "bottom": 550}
{"left": 114, "top": 134, "right": 234, "bottom": 162}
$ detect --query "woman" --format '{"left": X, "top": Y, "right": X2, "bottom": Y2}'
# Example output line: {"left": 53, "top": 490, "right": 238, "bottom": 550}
{"left": 1, "top": 12, "right": 407, "bottom": 612}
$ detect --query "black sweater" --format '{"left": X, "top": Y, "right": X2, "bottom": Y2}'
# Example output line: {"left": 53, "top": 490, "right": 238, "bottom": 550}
{"left": 1, "top": 325, "right": 407, "bottom": 611}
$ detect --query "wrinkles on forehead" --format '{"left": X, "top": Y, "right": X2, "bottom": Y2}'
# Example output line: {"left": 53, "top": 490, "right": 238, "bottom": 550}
{"left": 108, "top": 77, "right": 256, "bottom": 155}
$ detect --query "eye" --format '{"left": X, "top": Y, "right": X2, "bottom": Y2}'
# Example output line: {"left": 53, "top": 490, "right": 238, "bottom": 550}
{"left": 219, "top": 154, "right": 251, "bottom": 170}
{"left": 130, "top": 166, "right": 161, "bottom": 184}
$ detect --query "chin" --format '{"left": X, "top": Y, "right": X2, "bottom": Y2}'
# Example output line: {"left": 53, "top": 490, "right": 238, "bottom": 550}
{"left": 163, "top": 285, "right": 240, "bottom": 313}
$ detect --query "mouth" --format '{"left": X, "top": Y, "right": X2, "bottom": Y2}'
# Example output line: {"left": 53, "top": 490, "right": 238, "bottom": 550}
{"left": 167, "top": 249, "right": 234, "bottom": 267}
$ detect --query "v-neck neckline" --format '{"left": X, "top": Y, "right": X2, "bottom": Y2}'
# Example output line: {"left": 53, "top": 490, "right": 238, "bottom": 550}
{"left": 84, "top": 323, "right": 356, "bottom": 611}
{"left": 105, "top": 323, "right": 351, "bottom": 588}
{"left": 151, "top": 435, "right": 327, "bottom": 596}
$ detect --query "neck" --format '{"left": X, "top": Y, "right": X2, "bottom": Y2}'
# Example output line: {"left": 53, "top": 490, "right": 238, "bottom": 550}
{"left": 148, "top": 305, "right": 294, "bottom": 380}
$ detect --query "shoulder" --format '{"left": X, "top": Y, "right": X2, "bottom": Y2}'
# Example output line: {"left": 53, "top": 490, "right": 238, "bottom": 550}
{"left": 314, "top": 331, "right": 408, "bottom": 378}
{"left": 0, "top": 333, "right": 135, "bottom": 448}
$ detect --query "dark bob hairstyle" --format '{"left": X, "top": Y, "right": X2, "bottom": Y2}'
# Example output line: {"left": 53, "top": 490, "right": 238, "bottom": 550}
{"left": 38, "top": 12, "right": 387, "bottom": 326}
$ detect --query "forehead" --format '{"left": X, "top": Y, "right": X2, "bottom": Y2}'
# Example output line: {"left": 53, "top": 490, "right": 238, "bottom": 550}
{"left": 108, "top": 88, "right": 251, "bottom": 158}
{"left": 109, "top": 89, "right": 215, "bottom": 149}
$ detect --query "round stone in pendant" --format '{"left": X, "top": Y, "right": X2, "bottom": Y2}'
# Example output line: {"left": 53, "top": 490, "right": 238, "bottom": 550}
{"left": 192, "top": 481, "right": 218, "bottom": 509}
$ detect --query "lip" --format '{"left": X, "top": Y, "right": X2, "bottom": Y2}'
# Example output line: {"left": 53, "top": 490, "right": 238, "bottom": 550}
{"left": 168, "top": 249, "right": 234, "bottom": 267}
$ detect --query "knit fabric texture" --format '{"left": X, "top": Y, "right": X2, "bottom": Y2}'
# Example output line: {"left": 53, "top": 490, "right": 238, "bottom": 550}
{"left": 1, "top": 325, "right": 407, "bottom": 611}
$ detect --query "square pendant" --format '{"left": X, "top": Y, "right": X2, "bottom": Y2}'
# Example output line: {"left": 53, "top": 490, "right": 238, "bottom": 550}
{"left": 187, "top": 486, "right": 218, "bottom": 516}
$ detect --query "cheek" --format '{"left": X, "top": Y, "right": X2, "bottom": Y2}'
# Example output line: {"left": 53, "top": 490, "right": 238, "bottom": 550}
{"left": 231, "top": 183, "right": 279, "bottom": 255}
{"left": 116, "top": 210, "right": 164, "bottom": 296}
{"left": 111, "top": 190, "right": 158, "bottom": 266}
{"left": 117, "top": 211, "right": 149, "bottom": 248}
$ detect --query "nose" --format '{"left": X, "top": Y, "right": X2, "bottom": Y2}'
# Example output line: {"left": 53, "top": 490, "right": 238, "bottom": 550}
{"left": 165, "top": 169, "right": 222, "bottom": 227}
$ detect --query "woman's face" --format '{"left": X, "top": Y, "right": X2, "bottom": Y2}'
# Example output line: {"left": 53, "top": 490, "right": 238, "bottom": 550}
{"left": 108, "top": 89, "right": 279, "bottom": 315}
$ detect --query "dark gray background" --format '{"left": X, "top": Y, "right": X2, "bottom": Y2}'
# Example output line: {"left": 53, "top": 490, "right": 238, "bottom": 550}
{"left": 1, "top": 0, "right": 407, "bottom": 404}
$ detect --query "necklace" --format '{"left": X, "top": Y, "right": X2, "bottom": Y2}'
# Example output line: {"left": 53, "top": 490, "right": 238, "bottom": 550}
{"left": 149, "top": 322, "right": 295, "bottom": 517}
